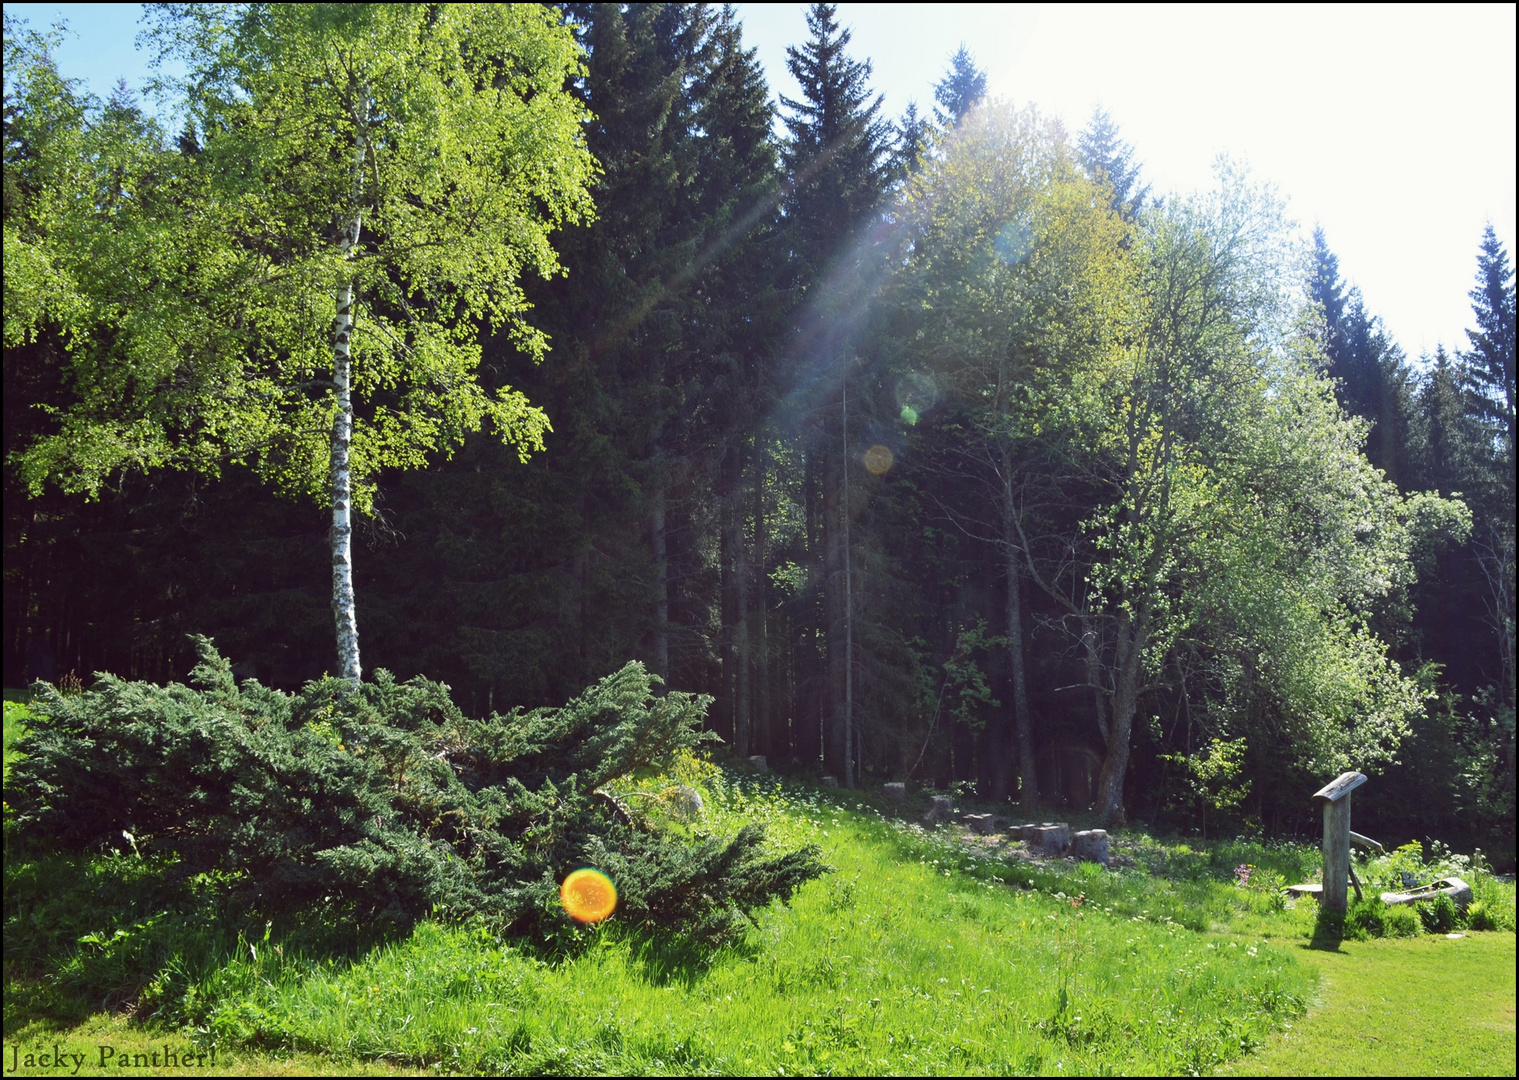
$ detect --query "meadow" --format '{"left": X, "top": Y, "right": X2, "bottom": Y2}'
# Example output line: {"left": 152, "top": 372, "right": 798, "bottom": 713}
{"left": 4, "top": 696, "right": 1515, "bottom": 1076}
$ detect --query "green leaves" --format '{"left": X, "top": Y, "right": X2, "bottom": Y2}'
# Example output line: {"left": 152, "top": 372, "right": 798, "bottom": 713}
{"left": 7, "top": 4, "right": 596, "bottom": 509}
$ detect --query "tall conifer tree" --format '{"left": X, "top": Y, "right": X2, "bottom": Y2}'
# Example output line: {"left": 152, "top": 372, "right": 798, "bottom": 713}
{"left": 932, "top": 44, "right": 987, "bottom": 129}
{"left": 779, "top": 3, "right": 893, "bottom": 785}
{"left": 1078, "top": 108, "right": 1150, "bottom": 222}
{"left": 1310, "top": 229, "right": 1416, "bottom": 488}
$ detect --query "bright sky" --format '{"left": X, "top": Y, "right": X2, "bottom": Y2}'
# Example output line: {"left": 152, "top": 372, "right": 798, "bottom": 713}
{"left": 8, "top": 3, "right": 1515, "bottom": 360}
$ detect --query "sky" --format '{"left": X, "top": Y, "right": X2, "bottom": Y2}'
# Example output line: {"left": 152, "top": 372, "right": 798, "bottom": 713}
{"left": 7, "top": 2, "right": 1515, "bottom": 360}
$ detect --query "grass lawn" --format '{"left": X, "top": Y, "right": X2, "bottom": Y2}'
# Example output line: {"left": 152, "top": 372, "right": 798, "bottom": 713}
{"left": 2, "top": 696, "right": 30, "bottom": 787}
{"left": 5, "top": 758, "right": 1515, "bottom": 1076}
{"left": 1219, "top": 932, "right": 1516, "bottom": 1077}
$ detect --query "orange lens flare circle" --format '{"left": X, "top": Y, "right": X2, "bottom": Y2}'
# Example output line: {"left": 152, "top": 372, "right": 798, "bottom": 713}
{"left": 863, "top": 444, "right": 894, "bottom": 475}
{"left": 560, "top": 868, "right": 617, "bottom": 923}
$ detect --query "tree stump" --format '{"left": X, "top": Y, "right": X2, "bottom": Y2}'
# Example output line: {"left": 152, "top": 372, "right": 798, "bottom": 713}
{"left": 1072, "top": 829, "right": 1108, "bottom": 865}
{"left": 923, "top": 795, "right": 952, "bottom": 823}
{"left": 963, "top": 813, "right": 995, "bottom": 835}
{"left": 747, "top": 755, "right": 768, "bottom": 771}
{"left": 820, "top": 775, "right": 838, "bottom": 788}
{"left": 882, "top": 782, "right": 906, "bottom": 803}
{"left": 1030, "top": 823, "right": 1070, "bottom": 854}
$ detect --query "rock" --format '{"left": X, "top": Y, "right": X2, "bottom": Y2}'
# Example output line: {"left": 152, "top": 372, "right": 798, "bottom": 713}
{"left": 665, "top": 784, "right": 704, "bottom": 820}
{"left": 1071, "top": 829, "right": 1108, "bottom": 865}
{"left": 882, "top": 781, "right": 907, "bottom": 803}
{"left": 923, "top": 795, "right": 953, "bottom": 823}
{"left": 1030, "top": 823, "right": 1071, "bottom": 854}
{"left": 820, "top": 775, "right": 839, "bottom": 787}
{"left": 747, "top": 755, "right": 768, "bottom": 771}
{"left": 963, "top": 813, "right": 996, "bottom": 835}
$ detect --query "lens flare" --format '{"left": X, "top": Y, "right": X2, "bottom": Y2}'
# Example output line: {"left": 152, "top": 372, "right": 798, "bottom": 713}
{"left": 895, "top": 371, "right": 938, "bottom": 414}
{"left": 863, "top": 445, "right": 894, "bottom": 475}
{"left": 560, "top": 868, "right": 617, "bottom": 923}
{"left": 994, "top": 219, "right": 1033, "bottom": 263}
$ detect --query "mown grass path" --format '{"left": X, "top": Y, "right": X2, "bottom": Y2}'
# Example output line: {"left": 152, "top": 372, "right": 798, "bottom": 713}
{"left": 1219, "top": 932, "right": 1516, "bottom": 1076}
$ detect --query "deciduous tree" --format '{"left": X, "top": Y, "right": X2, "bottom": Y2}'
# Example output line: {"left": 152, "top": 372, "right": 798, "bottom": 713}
{"left": 5, "top": 4, "right": 596, "bottom": 682}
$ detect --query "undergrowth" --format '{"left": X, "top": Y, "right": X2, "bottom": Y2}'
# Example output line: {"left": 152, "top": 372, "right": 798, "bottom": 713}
{"left": 7, "top": 757, "right": 1514, "bottom": 1075}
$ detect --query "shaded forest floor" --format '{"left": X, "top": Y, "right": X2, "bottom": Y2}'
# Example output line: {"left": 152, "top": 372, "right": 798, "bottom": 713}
{"left": 5, "top": 759, "right": 1516, "bottom": 1076}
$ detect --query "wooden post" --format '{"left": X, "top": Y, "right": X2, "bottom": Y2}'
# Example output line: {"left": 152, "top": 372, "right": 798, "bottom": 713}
{"left": 1312, "top": 771, "right": 1366, "bottom": 916}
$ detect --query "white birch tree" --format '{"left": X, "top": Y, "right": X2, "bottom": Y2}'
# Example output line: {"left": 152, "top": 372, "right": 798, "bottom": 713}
{"left": 5, "top": 4, "right": 596, "bottom": 681}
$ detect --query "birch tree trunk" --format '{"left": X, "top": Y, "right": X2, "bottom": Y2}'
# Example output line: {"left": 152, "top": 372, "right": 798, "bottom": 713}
{"left": 330, "top": 266, "right": 361, "bottom": 682}
{"left": 330, "top": 102, "right": 366, "bottom": 684}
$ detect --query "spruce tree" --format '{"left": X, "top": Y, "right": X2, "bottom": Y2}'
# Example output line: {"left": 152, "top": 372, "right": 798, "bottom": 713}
{"left": 689, "top": 6, "right": 784, "bottom": 759}
{"left": 779, "top": 3, "right": 894, "bottom": 785}
{"left": 932, "top": 44, "right": 987, "bottom": 128}
{"left": 1464, "top": 225, "right": 1517, "bottom": 503}
{"left": 1461, "top": 227, "right": 1516, "bottom": 722}
{"left": 1077, "top": 107, "right": 1150, "bottom": 222}
{"left": 780, "top": 3, "right": 893, "bottom": 279}
{"left": 1309, "top": 229, "right": 1416, "bottom": 488}
{"left": 894, "top": 100, "right": 933, "bottom": 180}
{"left": 1309, "top": 225, "right": 1349, "bottom": 362}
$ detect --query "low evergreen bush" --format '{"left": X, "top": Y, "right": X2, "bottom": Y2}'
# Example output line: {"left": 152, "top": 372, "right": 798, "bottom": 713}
{"left": 7, "top": 639, "right": 825, "bottom": 947}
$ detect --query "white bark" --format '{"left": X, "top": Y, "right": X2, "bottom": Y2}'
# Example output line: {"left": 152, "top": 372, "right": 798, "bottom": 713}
{"left": 331, "top": 264, "right": 361, "bottom": 683}
{"left": 330, "top": 96, "right": 367, "bottom": 684}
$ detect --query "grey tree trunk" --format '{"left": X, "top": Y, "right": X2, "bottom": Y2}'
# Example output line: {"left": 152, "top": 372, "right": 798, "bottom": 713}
{"left": 650, "top": 474, "right": 669, "bottom": 688}
{"left": 1092, "top": 620, "right": 1143, "bottom": 825}
{"left": 1082, "top": 612, "right": 1110, "bottom": 749}
{"left": 734, "top": 447, "right": 751, "bottom": 757}
{"left": 823, "top": 425, "right": 846, "bottom": 779}
{"left": 721, "top": 444, "right": 746, "bottom": 752}
{"left": 1005, "top": 537, "right": 1038, "bottom": 811}
{"left": 842, "top": 381, "right": 854, "bottom": 789}
{"left": 754, "top": 437, "right": 770, "bottom": 758}
{"left": 999, "top": 464, "right": 1038, "bottom": 810}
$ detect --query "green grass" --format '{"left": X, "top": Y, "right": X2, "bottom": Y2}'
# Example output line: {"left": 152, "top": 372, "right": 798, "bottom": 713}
{"left": 180, "top": 789, "right": 1315, "bottom": 1076}
{"left": 1219, "top": 933, "right": 1516, "bottom": 1076}
{"left": 5, "top": 762, "right": 1514, "bottom": 1076}
{"left": 3, "top": 696, "right": 31, "bottom": 788}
